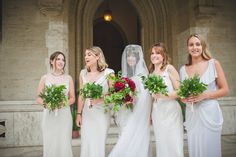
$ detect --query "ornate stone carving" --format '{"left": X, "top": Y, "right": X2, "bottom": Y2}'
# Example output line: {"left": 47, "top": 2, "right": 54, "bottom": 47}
{"left": 38, "top": 0, "right": 64, "bottom": 17}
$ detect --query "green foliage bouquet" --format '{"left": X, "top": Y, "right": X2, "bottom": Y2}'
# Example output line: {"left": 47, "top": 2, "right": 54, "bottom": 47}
{"left": 177, "top": 74, "right": 207, "bottom": 111}
{"left": 141, "top": 74, "right": 168, "bottom": 96}
{"left": 79, "top": 82, "right": 103, "bottom": 99}
{"left": 39, "top": 84, "right": 67, "bottom": 114}
{"left": 104, "top": 71, "right": 137, "bottom": 112}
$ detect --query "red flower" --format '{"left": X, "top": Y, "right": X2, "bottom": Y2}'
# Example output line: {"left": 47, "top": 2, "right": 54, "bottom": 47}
{"left": 128, "top": 80, "right": 136, "bottom": 92}
{"left": 114, "top": 81, "right": 125, "bottom": 91}
{"left": 124, "top": 94, "right": 133, "bottom": 102}
{"left": 122, "top": 77, "right": 136, "bottom": 92}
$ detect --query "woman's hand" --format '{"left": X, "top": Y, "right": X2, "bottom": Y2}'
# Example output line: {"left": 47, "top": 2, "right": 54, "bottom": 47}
{"left": 90, "top": 98, "right": 103, "bottom": 106}
{"left": 181, "top": 92, "right": 209, "bottom": 103}
{"left": 76, "top": 114, "right": 82, "bottom": 127}
{"left": 152, "top": 93, "right": 168, "bottom": 100}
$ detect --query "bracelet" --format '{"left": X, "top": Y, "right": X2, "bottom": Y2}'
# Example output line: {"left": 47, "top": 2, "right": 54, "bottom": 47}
{"left": 77, "top": 112, "right": 82, "bottom": 115}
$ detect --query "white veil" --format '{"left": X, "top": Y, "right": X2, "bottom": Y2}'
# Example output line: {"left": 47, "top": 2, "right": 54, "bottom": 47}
{"left": 109, "top": 45, "right": 152, "bottom": 157}
{"left": 121, "top": 44, "right": 149, "bottom": 77}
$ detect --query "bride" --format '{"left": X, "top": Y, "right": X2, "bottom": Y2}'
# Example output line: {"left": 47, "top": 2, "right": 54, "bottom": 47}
{"left": 109, "top": 45, "right": 152, "bottom": 157}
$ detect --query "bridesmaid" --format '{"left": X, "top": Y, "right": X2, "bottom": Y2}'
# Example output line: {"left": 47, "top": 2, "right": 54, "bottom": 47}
{"left": 180, "top": 34, "right": 229, "bottom": 157}
{"left": 36, "top": 51, "right": 75, "bottom": 157}
{"left": 76, "top": 46, "right": 114, "bottom": 157}
{"left": 149, "top": 43, "right": 184, "bottom": 157}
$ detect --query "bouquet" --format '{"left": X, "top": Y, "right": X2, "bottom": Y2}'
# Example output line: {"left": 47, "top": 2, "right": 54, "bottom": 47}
{"left": 177, "top": 74, "right": 207, "bottom": 111}
{"left": 141, "top": 74, "right": 168, "bottom": 96}
{"left": 79, "top": 82, "right": 103, "bottom": 108}
{"left": 104, "top": 71, "right": 136, "bottom": 112}
{"left": 39, "top": 84, "right": 67, "bottom": 115}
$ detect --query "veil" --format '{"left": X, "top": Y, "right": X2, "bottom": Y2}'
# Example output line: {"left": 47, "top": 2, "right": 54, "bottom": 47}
{"left": 121, "top": 45, "right": 149, "bottom": 77}
{"left": 109, "top": 45, "right": 152, "bottom": 157}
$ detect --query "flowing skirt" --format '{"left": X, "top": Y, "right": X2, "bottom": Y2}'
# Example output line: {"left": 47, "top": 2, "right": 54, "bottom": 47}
{"left": 185, "top": 100, "right": 223, "bottom": 157}
{"left": 152, "top": 99, "right": 184, "bottom": 157}
{"left": 42, "top": 106, "right": 73, "bottom": 157}
{"left": 80, "top": 99, "right": 111, "bottom": 157}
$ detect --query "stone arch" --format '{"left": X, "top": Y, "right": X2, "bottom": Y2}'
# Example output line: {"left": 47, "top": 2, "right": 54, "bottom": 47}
{"left": 73, "top": 0, "right": 171, "bottom": 81}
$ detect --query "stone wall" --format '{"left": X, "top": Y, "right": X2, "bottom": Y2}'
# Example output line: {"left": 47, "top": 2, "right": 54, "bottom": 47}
{"left": 175, "top": 0, "right": 236, "bottom": 96}
{"left": 0, "top": 0, "right": 48, "bottom": 100}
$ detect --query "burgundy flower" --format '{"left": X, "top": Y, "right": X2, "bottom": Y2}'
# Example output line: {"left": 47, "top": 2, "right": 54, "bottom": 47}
{"left": 128, "top": 80, "right": 136, "bottom": 92}
{"left": 114, "top": 81, "right": 125, "bottom": 91}
{"left": 124, "top": 94, "right": 133, "bottom": 102}
{"left": 122, "top": 77, "right": 136, "bottom": 92}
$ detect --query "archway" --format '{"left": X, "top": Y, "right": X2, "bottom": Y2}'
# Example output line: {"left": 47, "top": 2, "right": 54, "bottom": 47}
{"left": 93, "top": 20, "right": 127, "bottom": 72}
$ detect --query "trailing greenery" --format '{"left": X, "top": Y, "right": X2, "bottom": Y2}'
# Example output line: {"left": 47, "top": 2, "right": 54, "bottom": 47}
{"left": 79, "top": 82, "right": 103, "bottom": 99}
{"left": 39, "top": 84, "right": 67, "bottom": 111}
{"left": 177, "top": 74, "right": 207, "bottom": 99}
{"left": 141, "top": 74, "right": 168, "bottom": 96}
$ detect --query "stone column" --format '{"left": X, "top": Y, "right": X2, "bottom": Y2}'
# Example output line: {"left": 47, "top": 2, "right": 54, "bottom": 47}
{"left": 39, "top": 0, "right": 69, "bottom": 73}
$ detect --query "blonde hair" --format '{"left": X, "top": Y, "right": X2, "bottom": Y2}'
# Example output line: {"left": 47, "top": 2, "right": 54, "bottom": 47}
{"left": 149, "top": 42, "right": 170, "bottom": 73}
{"left": 186, "top": 34, "right": 211, "bottom": 66}
{"left": 86, "top": 46, "right": 108, "bottom": 72}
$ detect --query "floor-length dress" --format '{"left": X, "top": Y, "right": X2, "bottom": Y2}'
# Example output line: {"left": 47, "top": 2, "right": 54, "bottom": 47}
{"left": 42, "top": 73, "right": 73, "bottom": 157}
{"left": 180, "top": 59, "right": 223, "bottom": 157}
{"left": 80, "top": 68, "right": 114, "bottom": 157}
{"left": 152, "top": 65, "right": 184, "bottom": 157}
{"left": 109, "top": 76, "right": 152, "bottom": 157}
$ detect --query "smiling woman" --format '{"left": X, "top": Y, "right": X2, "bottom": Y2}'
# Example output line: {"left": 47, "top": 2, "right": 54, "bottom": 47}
{"left": 36, "top": 51, "right": 75, "bottom": 157}
{"left": 180, "top": 34, "right": 229, "bottom": 157}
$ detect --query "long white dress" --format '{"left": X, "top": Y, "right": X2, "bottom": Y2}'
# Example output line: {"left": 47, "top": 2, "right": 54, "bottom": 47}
{"left": 109, "top": 76, "right": 152, "bottom": 157}
{"left": 180, "top": 59, "right": 223, "bottom": 157}
{"left": 152, "top": 65, "right": 184, "bottom": 157}
{"left": 80, "top": 68, "right": 114, "bottom": 157}
{"left": 42, "top": 73, "right": 73, "bottom": 157}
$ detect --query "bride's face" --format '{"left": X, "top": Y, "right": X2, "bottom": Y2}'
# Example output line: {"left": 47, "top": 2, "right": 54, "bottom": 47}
{"left": 127, "top": 54, "right": 137, "bottom": 67}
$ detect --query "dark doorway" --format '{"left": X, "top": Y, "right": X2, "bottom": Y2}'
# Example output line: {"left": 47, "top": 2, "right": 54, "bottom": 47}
{"left": 93, "top": 20, "right": 127, "bottom": 73}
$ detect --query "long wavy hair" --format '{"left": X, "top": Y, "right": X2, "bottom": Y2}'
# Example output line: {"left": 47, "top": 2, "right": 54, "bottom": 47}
{"left": 149, "top": 42, "right": 170, "bottom": 73}
{"left": 186, "top": 34, "right": 211, "bottom": 66}
{"left": 86, "top": 46, "right": 108, "bottom": 72}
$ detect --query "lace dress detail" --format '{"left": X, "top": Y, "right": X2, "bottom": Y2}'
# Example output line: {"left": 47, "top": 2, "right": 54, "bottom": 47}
{"left": 42, "top": 73, "right": 73, "bottom": 157}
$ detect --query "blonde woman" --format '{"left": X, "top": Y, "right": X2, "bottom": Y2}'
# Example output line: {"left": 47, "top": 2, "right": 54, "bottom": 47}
{"left": 180, "top": 34, "right": 228, "bottom": 157}
{"left": 76, "top": 46, "right": 114, "bottom": 157}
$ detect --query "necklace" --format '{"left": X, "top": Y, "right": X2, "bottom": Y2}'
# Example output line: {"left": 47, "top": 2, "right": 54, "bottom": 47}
{"left": 51, "top": 72, "right": 64, "bottom": 77}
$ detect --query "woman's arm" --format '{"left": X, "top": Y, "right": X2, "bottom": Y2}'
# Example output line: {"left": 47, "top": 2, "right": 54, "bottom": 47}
{"left": 36, "top": 76, "right": 45, "bottom": 106}
{"left": 76, "top": 75, "right": 84, "bottom": 127}
{"left": 68, "top": 76, "right": 75, "bottom": 105}
{"left": 167, "top": 64, "right": 180, "bottom": 99}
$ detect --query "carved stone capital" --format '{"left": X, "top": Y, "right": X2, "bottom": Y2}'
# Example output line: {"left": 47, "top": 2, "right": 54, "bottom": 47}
{"left": 194, "top": 5, "right": 218, "bottom": 19}
{"left": 38, "top": 0, "right": 64, "bottom": 17}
